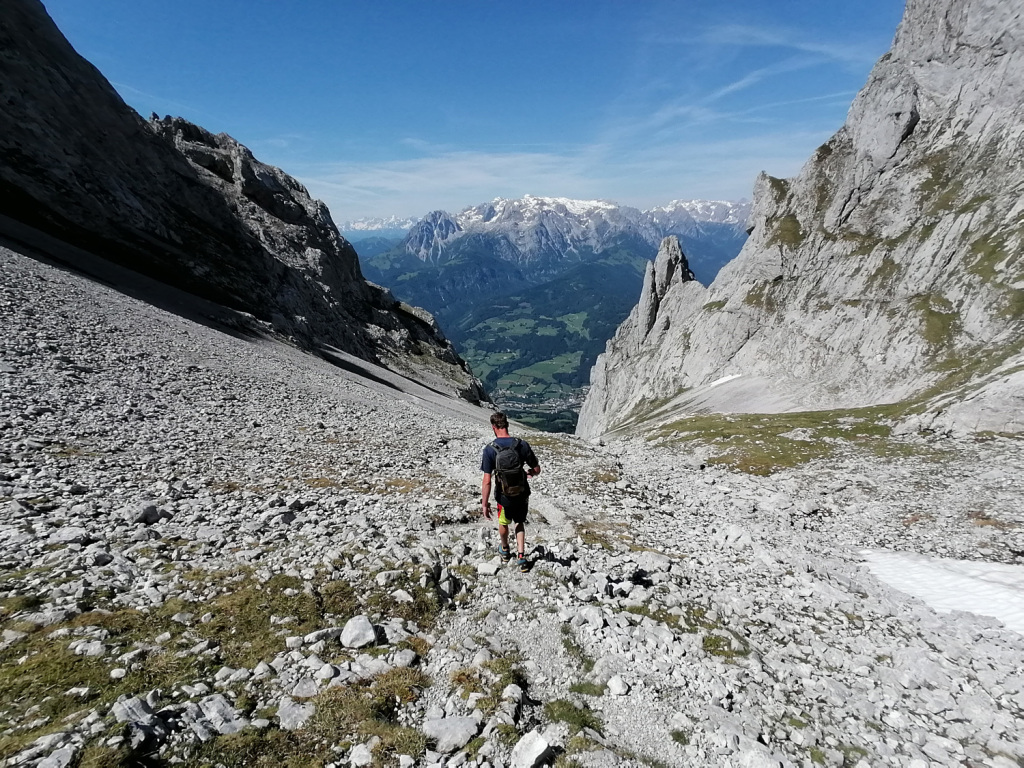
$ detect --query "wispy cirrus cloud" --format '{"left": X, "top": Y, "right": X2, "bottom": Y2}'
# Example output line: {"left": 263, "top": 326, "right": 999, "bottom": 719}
{"left": 686, "top": 23, "right": 885, "bottom": 67}
{"left": 109, "top": 81, "right": 218, "bottom": 122}
{"left": 297, "top": 15, "right": 879, "bottom": 221}
{"left": 300, "top": 149, "right": 595, "bottom": 221}
{"left": 296, "top": 124, "right": 830, "bottom": 222}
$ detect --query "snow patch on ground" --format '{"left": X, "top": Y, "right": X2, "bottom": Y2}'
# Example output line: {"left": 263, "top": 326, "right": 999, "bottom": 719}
{"left": 861, "top": 549, "right": 1024, "bottom": 635}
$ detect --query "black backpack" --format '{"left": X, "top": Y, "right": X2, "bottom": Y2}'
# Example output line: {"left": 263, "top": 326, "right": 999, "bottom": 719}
{"left": 491, "top": 439, "right": 527, "bottom": 496}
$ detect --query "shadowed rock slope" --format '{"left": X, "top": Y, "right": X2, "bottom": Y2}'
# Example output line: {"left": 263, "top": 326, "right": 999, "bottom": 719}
{"left": 0, "top": 0, "right": 484, "bottom": 403}
{"left": 579, "top": 0, "right": 1024, "bottom": 439}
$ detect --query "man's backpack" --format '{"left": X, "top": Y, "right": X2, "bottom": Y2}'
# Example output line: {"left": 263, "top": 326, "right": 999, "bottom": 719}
{"left": 491, "top": 439, "right": 527, "bottom": 497}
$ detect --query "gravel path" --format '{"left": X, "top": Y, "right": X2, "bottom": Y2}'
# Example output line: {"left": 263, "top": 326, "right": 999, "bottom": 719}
{"left": 2, "top": 245, "right": 1023, "bottom": 767}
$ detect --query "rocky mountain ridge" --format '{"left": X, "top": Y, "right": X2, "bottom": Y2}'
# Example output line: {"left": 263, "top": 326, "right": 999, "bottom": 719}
{"left": 578, "top": 0, "right": 1024, "bottom": 439}
{"left": 338, "top": 214, "right": 421, "bottom": 232}
{"left": 386, "top": 195, "right": 750, "bottom": 286}
{"left": 0, "top": 0, "right": 484, "bottom": 404}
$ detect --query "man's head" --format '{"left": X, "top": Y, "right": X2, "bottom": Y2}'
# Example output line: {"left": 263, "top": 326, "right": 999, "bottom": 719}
{"left": 490, "top": 412, "right": 509, "bottom": 431}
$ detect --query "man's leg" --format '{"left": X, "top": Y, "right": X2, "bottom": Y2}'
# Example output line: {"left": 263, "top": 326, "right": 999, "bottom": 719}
{"left": 498, "top": 522, "right": 510, "bottom": 553}
{"left": 514, "top": 521, "right": 525, "bottom": 556}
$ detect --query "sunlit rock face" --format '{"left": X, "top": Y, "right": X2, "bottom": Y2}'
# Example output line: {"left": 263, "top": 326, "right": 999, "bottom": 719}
{"left": 578, "top": 0, "right": 1024, "bottom": 439}
{"left": 0, "top": 0, "right": 484, "bottom": 403}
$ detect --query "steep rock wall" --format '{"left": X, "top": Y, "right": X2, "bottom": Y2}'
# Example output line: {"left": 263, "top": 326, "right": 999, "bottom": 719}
{"left": 578, "top": 0, "right": 1024, "bottom": 438}
{"left": 0, "top": 0, "right": 484, "bottom": 403}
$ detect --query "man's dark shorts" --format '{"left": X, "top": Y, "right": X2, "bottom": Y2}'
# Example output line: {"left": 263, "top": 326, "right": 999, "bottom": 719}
{"left": 497, "top": 497, "right": 528, "bottom": 526}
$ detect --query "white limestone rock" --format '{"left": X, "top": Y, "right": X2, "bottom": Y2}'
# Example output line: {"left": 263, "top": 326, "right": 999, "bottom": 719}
{"left": 509, "top": 730, "right": 552, "bottom": 768}
{"left": 422, "top": 716, "right": 479, "bottom": 753}
{"left": 277, "top": 696, "right": 315, "bottom": 730}
{"left": 578, "top": 0, "right": 1024, "bottom": 439}
{"left": 341, "top": 615, "right": 377, "bottom": 648}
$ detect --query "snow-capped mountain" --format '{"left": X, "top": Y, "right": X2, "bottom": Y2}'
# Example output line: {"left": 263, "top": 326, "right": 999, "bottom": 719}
{"left": 455, "top": 195, "right": 661, "bottom": 263}
{"left": 337, "top": 214, "right": 420, "bottom": 231}
{"left": 645, "top": 199, "right": 752, "bottom": 230}
{"left": 393, "top": 195, "right": 748, "bottom": 275}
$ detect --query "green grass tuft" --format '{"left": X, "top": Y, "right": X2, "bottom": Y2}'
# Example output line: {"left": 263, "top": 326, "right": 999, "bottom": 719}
{"left": 544, "top": 699, "right": 603, "bottom": 734}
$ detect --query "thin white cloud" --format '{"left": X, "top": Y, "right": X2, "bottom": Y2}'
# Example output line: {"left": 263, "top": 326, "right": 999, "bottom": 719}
{"left": 297, "top": 127, "right": 831, "bottom": 223}
{"left": 296, "top": 17, "right": 875, "bottom": 221}
{"left": 109, "top": 81, "right": 215, "bottom": 121}
{"left": 696, "top": 24, "right": 884, "bottom": 67}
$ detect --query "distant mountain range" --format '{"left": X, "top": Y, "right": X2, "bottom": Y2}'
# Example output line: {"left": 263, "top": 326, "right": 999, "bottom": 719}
{"left": 346, "top": 196, "right": 750, "bottom": 284}
{"left": 339, "top": 214, "right": 420, "bottom": 233}
{"left": 352, "top": 196, "right": 750, "bottom": 429}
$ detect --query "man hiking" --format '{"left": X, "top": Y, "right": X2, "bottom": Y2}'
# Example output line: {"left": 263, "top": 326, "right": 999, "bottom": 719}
{"left": 481, "top": 412, "right": 540, "bottom": 572}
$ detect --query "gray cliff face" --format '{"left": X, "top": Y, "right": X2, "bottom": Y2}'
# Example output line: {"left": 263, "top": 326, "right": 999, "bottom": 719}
{"left": 578, "top": 236, "right": 705, "bottom": 433}
{"left": 578, "top": 0, "right": 1024, "bottom": 438}
{"left": 0, "top": 0, "right": 484, "bottom": 404}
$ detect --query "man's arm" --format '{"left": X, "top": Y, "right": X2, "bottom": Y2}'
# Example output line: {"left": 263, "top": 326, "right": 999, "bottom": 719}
{"left": 524, "top": 444, "right": 541, "bottom": 477}
{"left": 481, "top": 472, "right": 492, "bottom": 519}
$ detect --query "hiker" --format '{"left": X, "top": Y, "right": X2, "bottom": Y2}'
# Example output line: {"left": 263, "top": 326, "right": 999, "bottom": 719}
{"left": 480, "top": 412, "right": 540, "bottom": 572}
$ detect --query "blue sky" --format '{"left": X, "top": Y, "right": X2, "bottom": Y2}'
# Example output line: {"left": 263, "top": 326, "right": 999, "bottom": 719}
{"left": 43, "top": 0, "right": 905, "bottom": 223}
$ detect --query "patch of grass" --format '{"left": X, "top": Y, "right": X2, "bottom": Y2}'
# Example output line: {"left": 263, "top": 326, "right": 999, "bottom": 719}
{"left": 670, "top": 729, "right": 690, "bottom": 746}
{"left": 574, "top": 521, "right": 631, "bottom": 550}
{"left": 494, "top": 723, "right": 520, "bottom": 747}
{"left": 0, "top": 594, "right": 42, "bottom": 617}
{"left": 866, "top": 254, "right": 902, "bottom": 290}
{"left": 464, "top": 736, "right": 487, "bottom": 756}
{"left": 558, "top": 311, "right": 590, "bottom": 338}
{"left": 0, "top": 608, "right": 210, "bottom": 761}
{"left": 189, "top": 729, "right": 315, "bottom": 768}
{"left": 450, "top": 666, "right": 484, "bottom": 697}
{"left": 766, "top": 175, "right": 790, "bottom": 198}
{"left": 743, "top": 280, "right": 784, "bottom": 313}
{"left": 766, "top": 214, "right": 804, "bottom": 248}
{"left": 304, "top": 476, "right": 341, "bottom": 489}
{"left": 591, "top": 469, "right": 620, "bottom": 483}
{"left": 363, "top": 571, "right": 441, "bottom": 625}
{"left": 171, "top": 572, "right": 326, "bottom": 667}
{"left": 561, "top": 626, "right": 596, "bottom": 673}
{"left": 968, "top": 510, "right": 1017, "bottom": 530}
{"left": 702, "top": 631, "right": 749, "bottom": 659}
{"left": 611, "top": 393, "right": 681, "bottom": 433}
{"left": 703, "top": 300, "right": 728, "bottom": 312}
{"left": 482, "top": 651, "right": 527, "bottom": 691}
{"left": 399, "top": 636, "right": 432, "bottom": 657}
{"left": 621, "top": 604, "right": 682, "bottom": 630}
{"left": 910, "top": 293, "right": 960, "bottom": 350}
{"left": 308, "top": 669, "right": 430, "bottom": 762}
{"left": 650, "top": 404, "right": 916, "bottom": 475}
{"left": 840, "top": 744, "right": 870, "bottom": 763}
{"left": 544, "top": 699, "right": 603, "bottom": 735}
{"left": 76, "top": 744, "right": 135, "bottom": 768}
{"left": 569, "top": 681, "right": 606, "bottom": 696}
{"left": 810, "top": 746, "right": 827, "bottom": 765}
{"left": 189, "top": 673, "right": 430, "bottom": 768}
